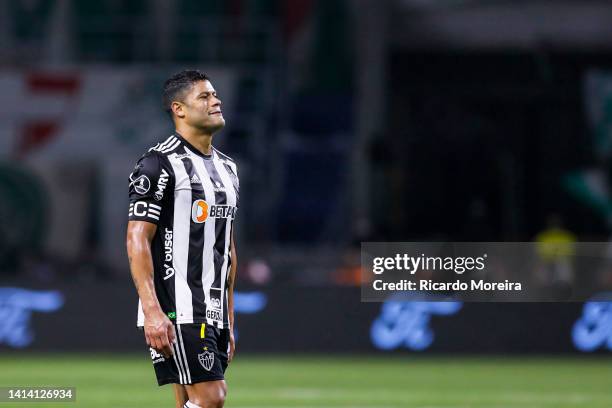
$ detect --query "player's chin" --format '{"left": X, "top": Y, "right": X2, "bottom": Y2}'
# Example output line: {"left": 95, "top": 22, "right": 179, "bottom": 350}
{"left": 200, "top": 119, "right": 225, "bottom": 134}
{"left": 208, "top": 116, "right": 225, "bottom": 130}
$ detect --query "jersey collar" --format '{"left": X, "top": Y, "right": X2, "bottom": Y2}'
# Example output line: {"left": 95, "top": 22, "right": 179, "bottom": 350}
{"left": 173, "top": 132, "right": 213, "bottom": 159}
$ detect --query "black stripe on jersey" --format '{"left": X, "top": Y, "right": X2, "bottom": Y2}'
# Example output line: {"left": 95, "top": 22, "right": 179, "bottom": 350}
{"left": 181, "top": 157, "right": 207, "bottom": 322}
{"left": 222, "top": 163, "right": 240, "bottom": 204}
{"left": 222, "top": 222, "right": 234, "bottom": 329}
{"left": 150, "top": 156, "right": 177, "bottom": 323}
{"left": 203, "top": 159, "right": 229, "bottom": 327}
{"left": 202, "top": 159, "right": 227, "bottom": 293}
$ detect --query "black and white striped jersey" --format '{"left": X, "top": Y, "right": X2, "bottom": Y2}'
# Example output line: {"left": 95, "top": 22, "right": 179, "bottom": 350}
{"left": 128, "top": 132, "right": 239, "bottom": 329}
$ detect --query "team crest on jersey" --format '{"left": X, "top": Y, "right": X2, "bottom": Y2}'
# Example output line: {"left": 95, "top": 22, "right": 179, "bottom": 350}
{"left": 198, "top": 351, "right": 214, "bottom": 371}
{"left": 130, "top": 174, "right": 151, "bottom": 195}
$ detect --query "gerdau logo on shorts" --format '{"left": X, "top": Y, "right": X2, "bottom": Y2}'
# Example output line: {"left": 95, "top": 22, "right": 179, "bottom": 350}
{"left": 191, "top": 200, "right": 237, "bottom": 223}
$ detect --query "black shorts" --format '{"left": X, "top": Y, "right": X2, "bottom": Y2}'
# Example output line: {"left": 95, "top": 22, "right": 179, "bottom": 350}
{"left": 146, "top": 323, "right": 230, "bottom": 386}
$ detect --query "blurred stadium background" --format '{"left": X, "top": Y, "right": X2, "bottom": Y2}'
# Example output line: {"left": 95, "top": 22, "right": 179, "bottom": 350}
{"left": 1, "top": 0, "right": 612, "bottom": 407}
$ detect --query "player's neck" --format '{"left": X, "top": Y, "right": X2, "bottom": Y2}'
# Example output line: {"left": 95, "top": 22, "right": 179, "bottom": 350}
{"left": 176, "top": 128, "right": 213, "bottom": 156}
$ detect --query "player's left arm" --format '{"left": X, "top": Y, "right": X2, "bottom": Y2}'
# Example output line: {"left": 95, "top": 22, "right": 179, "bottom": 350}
{"left": 227, "top": 230, "right": 237, "bottom": 362}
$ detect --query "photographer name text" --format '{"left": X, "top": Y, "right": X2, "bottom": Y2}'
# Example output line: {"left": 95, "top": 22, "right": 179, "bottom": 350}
{"left": 373, "top": 279, "right": 522, "bottom": 291}
{"left": 370, "top": 254, "right": 522, "bottom": 292}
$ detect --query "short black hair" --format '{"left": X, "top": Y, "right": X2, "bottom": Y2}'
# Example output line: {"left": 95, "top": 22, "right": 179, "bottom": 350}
{"left": 162, "top": 70, "right": 210, "bottom": 115}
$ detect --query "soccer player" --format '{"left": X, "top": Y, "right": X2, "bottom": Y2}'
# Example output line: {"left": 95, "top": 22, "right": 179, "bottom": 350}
{"left": 126, "top": 70, "right": 239, "bottom": 408}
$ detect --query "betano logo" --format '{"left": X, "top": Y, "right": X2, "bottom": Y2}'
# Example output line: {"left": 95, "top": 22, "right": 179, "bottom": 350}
{"left": 191, "top": 200, "right": 237, "bottom": 223}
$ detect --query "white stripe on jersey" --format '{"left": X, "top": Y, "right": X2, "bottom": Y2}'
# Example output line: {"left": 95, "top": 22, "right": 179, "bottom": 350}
{"left": 157, "top": 135, "right": 177, "bottom": 151}
{"left": 161, "top": 139, "right": 181, "bottom": 153}
{"left": 176, "top": 325, "right": 192, "bottom": 383}
{"left": 149, "top": 135, "right": 175, "bottom": 152}
{"left": 186, "top": 147, "right": 218, "bottom": 325}
{"left": 213, "top": 152, "right": 238, "bottom": 327}
{"left": 172, "top": 342, "right": 186, "bottom": 384}
{"left": 168, "top": 153, "right": 195, "bottom": 323}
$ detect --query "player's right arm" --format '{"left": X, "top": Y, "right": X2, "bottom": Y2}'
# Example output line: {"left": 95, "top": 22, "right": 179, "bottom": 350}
{"left": 127, "top": 220, "right": 174, "bottom": 358}
{"left": 126, "top": 151, "right": 175, "bottom": 358}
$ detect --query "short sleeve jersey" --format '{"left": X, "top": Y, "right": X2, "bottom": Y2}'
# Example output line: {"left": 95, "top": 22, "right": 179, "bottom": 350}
{"left": 128, "top": 133, "right": 239, "bottom": 329}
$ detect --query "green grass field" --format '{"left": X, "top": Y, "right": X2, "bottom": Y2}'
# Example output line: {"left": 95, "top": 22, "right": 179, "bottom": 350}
{"left": 0, "top": 354, "right": 610, "bottom": 408}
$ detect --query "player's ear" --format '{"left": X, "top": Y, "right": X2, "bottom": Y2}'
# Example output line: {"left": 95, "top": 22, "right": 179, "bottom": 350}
{"left": 171, "top": 101, "right": 185, "bottom": 118}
